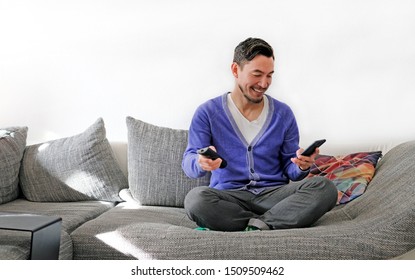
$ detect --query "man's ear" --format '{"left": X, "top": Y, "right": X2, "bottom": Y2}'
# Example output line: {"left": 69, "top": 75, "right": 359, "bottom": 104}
{"left": 231, "top": 62, "right": 239, "bottom": 78}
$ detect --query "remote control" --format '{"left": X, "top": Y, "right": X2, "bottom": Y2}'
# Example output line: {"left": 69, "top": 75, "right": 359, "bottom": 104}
{"left": 197, "top": 147, "right": 227, "bottom": 168}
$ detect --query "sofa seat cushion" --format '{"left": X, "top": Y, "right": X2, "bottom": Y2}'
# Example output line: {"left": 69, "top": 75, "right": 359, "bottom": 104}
{"left": 71, "top": 201, "right": 411, "bottom": 260}
{"left": 0, "top": 199, "right": 114, "bottom": 260}
{"left": 0, "top": 246, "right": 27, "bottom": 260}
{"left": 0, "top": 126, "right": 27, "bottom": 205}
{"left": 70, "top": 141, "right": 415, "bottom": 260}
{"left": 0, "top": 230, "right": 30, "bottom": 260}
{"left": 0, "top": 198, "right": 115, "bottom": 234}
{"left": 71, "top": 201, "right": 197, "bottom": 260}
{"left": 19, "top": 118, "right": 128, "bottom": 202}
{"left": 0, "top": 227, "right": 73, "bottom": 260}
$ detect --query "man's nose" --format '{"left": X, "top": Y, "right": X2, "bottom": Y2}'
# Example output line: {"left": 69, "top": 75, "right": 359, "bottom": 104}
{"left": 258, "top": 77, "right": 270, "bottom": 88}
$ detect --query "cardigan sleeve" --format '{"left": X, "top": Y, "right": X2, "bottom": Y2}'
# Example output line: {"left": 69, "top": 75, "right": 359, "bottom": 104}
{"left": 279, "top": 106, "right": 310, "bottom": 181}
{"left": 182, "top": 104, "right": 211, "bottom": 179}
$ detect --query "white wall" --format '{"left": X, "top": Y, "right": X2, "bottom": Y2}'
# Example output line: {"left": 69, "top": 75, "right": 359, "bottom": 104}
{"left": 1, "top": 0, "right": 415, "bottom": 155}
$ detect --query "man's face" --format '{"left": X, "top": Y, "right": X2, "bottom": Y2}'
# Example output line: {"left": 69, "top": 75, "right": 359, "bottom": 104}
{"left": 233, "top": 55, "right": 274, "bottom": 104}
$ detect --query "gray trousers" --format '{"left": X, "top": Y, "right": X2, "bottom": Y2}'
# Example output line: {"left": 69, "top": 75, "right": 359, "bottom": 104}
{"left": 184, "top": 177, "right": 338, "bottom": 231}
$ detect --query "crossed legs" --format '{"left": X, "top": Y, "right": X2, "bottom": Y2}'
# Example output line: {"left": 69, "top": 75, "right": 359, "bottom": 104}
{"left": 184, "top": 177, "right": 337, "bottom": 231}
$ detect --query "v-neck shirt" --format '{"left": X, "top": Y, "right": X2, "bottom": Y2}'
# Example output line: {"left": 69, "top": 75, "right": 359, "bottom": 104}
{"left": 227, "top": 93, "right": 269, "bottom": 145}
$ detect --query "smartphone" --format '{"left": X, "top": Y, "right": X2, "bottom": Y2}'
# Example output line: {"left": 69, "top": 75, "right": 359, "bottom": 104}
{"left": 300, "top": 139, "right": 326, "bottom": 157}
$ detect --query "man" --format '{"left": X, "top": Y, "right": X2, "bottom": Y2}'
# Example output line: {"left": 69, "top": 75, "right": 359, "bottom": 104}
{"left": 182, "top": 37, "right": 337, "bottom": 231}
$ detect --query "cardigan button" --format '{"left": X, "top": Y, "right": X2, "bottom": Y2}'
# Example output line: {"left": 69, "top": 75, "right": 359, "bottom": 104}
{"left": 250, "top": 168, "right": 255, "bottom": 173}
{"left": 248, "top": 146, "right": 252, "bottom": 152}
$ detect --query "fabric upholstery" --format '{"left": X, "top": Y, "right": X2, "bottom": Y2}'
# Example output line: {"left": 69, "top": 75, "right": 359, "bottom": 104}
{"left": 19, "top": 118, "right": 128, "bottom": 202}
{"left": 0, "top": 230, "right": 30, "bottom": 260}
{"left": 2, "top": 116, "right": 414, "bottom": 260}
{"left": 0, "top": 126, "right": 27, "bottom": 205}
{"left": 0, "top": 230, "right": 74, "bottom": 260}
{"left": 126, "top": 116, "right": 210, "bottom": 207}
{"left": 0, "top": 198, "right": 115, "bottom": 260}
{"left": 0, "top": 198, "right": 115, "bottom": 233}
{"left": 71, "top": 202, "right": 197, "bottom": 259}
{"left": 71, "top": 141, "right": 415, "bottom": 260}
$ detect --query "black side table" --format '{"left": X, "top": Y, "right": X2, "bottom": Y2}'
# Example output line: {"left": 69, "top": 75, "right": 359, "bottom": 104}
{"left": 0, "top": 212, "right": 62, "bottom": 260}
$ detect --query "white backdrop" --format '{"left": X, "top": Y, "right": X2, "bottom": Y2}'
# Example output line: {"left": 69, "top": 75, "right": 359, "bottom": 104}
{"left": 1, "top": 0, "right": 415, "bottom": 155}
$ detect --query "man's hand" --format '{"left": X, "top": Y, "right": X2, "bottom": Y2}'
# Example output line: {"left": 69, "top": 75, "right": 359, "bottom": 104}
{"left": 291, "top": 148, "right": 319, "bottom": 171}
{"left": 198, "top": 146, "right": 223, "bottom": 171}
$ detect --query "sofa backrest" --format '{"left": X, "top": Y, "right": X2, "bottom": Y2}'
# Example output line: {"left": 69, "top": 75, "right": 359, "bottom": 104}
{"left": 110, "top": 117, "right": 414, "bottom": 208}
{"left": 344, "top": 140, "right": 415, "bottom": 219}
{"left": 319, "top": 140, "right": 415, "bottom": 226}
{"left": 110, "top": 140, "right": 405, "bottom": 180}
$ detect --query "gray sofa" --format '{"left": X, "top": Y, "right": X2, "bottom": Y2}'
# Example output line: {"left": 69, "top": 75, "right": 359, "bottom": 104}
{"left": 1, "top": 117, "right": 414, "bottom": 260}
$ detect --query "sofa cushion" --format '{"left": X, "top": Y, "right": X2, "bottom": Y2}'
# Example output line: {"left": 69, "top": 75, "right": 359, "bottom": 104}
{"left": 72, "top": 140, "right": 415, "bottom": 260}
{"left": 126, "top": 116, "right": 210, "bottom": 207}
{"left": 308, "top": 151, "right": 382, "bottom": 204}
{"left": 0, "top": 231, "right": 31, "bottom": 260}
{"left": 71, "top": 203, "right": 197, "bottom": 260}
{"left": 0, "top": 225, "right": 73, "bottom": 260}
{"left": 0, "top": 198, "right": 115, "bottom": 233}
{"left": 0, "top": 127, "right": 28, "bottom": 205}
{"left": 19, "top": 118, "right": 128, "bottom": 202}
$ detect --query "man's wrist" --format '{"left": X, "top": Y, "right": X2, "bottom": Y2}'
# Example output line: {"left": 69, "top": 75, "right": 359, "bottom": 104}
{"left": 299, "top": 166, "right": 310, "bottom": 172}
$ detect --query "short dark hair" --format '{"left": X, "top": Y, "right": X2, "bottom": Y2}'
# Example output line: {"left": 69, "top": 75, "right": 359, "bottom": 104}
{"left": 233, "top": 37, "right": 274, "bottom": 67}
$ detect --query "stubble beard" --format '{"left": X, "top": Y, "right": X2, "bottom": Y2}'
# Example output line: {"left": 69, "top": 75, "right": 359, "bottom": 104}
{"left": 238, "top": 84, "right": 264, "bottom": 104}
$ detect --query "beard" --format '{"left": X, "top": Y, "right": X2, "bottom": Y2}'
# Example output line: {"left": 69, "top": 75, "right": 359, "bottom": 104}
{"left": 238, "top": 84, "right": 264, "bottom": 104}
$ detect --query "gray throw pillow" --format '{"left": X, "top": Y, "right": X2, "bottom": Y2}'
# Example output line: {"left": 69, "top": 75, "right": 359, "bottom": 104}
{"left": 20, "top": 118, "right": 128, "bottom": 202}
{"left": 0, "top": 127, "right": 28, "bottom": 204}
{"left": 126, "top": 116, "right": 210, "bottom": 207}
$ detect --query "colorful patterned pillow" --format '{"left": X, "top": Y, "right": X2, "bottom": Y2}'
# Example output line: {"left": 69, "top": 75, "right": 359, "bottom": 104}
{"left": 307, "top": 151, "right": 382, "bottom": 204}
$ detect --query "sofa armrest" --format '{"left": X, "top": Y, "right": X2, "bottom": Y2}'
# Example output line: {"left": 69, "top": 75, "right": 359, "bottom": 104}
{"left": 392, "top": 248, "right": 415, "bottom": 260}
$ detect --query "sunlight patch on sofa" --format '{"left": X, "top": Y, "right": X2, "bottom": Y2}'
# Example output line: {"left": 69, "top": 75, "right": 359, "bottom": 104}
{"left": 118, "top": 188, "right": 142, "bottom": 208}
{"left": 96, "top": 231, "right": 152, "bottom": 259}
{"left": 64, "top": 171, "right": 102, "bottom": 194}
{"left": 117, "top": 202, "right": 142, "bottom": 209}
{"left": 37, "top": 142, "right": 50, "bottom": 152}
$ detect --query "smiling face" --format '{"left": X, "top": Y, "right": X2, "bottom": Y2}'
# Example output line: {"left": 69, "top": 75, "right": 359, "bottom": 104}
{"left": 232, "top": 54, "right": 274, "bottom": 104}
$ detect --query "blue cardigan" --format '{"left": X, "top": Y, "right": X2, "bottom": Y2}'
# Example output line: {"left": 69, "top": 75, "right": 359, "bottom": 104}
{"left": 182, "top": 93, "right": 309, "bottom": 194}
